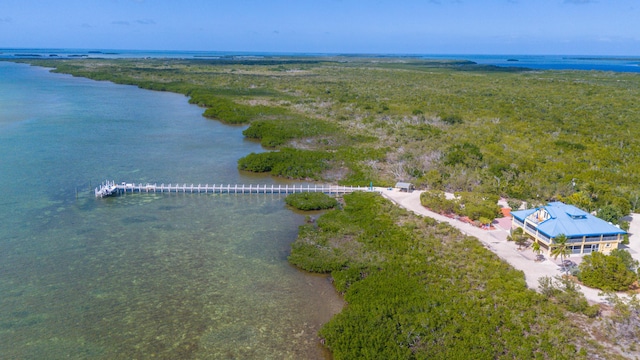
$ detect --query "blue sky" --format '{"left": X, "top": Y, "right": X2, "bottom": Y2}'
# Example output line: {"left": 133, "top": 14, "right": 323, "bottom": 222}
{"left": 0, "top": 0, "right": 638, "bottom": 55}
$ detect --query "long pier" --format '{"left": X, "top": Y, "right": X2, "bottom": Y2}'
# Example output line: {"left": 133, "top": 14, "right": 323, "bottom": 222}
{"left": 95, "top": 181, "right": 368, "bottom": 197}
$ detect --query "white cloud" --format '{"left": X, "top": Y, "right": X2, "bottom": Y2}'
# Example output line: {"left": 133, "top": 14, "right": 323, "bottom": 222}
{"left": 112, "top": 20, "right": 131, "bottom": 26}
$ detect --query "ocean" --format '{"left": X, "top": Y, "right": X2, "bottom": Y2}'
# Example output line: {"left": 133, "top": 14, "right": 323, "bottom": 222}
{"left": 0, "top": 61, "right": 342, "bottom": 359}
{"left": 1, "top": 48, "right": 639, "bottom": 73}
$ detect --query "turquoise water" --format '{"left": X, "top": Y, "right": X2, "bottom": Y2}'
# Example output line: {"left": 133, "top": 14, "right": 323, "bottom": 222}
{"left": 0, "top": 62, "right": 342, "bottom": 359}
{"left": 2, "top": 48, "right": 639, "bottom": 72}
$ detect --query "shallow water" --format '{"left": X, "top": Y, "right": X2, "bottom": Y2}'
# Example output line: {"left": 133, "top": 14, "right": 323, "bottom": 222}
{"left": 0, "top": 62, "right": 342, "bottom": 359}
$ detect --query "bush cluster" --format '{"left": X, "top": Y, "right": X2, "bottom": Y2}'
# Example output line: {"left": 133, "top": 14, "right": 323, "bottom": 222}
{"left": 420, "top": 190, "right": 500, "bottom": 222}
{"left": 284, "top": 192, "right": 338, "bottom": 211}
{"left": 238, "top": 148, "right": 333, "bottom": 180}
{"left": 538, "top": 276, "right": 600, "bottom": 318}
{"left": 242, "top": 118, "right": 339, "bottom": 147}
{"left": 578, "top": 250, "right": 638, "bottom": 291}
{"left": 289, "top": 192, "right": 603, "bottom": 359}
{"left": 190, "top": 93, "right": 287, "bottom": 124}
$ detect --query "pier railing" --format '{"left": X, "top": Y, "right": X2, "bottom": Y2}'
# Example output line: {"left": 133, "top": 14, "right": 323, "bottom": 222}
{"left": 95, "top": 181, "right": 368, "bottom": 197}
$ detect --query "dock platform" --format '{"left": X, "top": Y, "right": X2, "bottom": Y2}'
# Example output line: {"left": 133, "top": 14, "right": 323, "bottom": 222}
{"left": 95, "top": 181, "right": 368, "bottom": 197}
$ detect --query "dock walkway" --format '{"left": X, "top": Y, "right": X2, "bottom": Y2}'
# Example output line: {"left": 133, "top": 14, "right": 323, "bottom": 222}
{"left": 95, "top": 181, "right": 368, "bottom": 197}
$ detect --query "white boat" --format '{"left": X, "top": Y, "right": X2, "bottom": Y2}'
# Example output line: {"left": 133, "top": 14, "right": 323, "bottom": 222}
{"left": 95, "top": 180, "right": 118, "bottom": 197}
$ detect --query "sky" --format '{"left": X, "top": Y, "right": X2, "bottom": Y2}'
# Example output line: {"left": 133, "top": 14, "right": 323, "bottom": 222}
{"left": 0, "top": 0, "right": 638, "bottom": 55}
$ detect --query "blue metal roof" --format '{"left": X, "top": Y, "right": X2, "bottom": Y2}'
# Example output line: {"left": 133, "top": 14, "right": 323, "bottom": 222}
{"left": 512, "top": 201, "right": 626, "bottom": 238}
{"left": 511, "top": 208, "right": 535, "bottom": 222}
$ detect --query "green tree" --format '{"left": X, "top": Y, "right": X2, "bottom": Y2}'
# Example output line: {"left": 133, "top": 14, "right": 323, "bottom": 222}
{"left": 508, "top": 227, "right": 528, "bottom": 250}
{"left": 507, "top": 199, "right": 522, "bottom": 211}
{"left": 444, "top": 142, "right": 483, "bottom": 167}
{"left": 597, "top": 205, "right": 623, "bottom": 224}
{"left": 610, "top": 196, "right": 632, "bottom": 218}
{"left": 532, "top": 241, "right": 542, "bottom": 256}
{"left": 578, "top": 252, "right": 637, "bottom": 291}
{"left": 562, "top": 192, "right": 593, "bottom": 212}
{"left": 457, "top": 192, "right": 500, "bottom": 221}
{"left": 420, "top": 190, "right": 456, "bottom": 213}
{"left": 550, "top": 234, "right": 571, "bottom": 273}
{"left": 610, "top": 249, "right": 639, "bottom": 274}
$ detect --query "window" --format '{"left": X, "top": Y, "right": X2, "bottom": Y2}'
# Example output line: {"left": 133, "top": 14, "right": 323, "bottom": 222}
{"left": 584, "top": 244, "right": 599, "bottom": 253}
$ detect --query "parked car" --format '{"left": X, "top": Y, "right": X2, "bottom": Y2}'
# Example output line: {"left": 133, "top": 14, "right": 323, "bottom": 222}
{"left": 562, "top": 259, "right": 576, "bottom": 268}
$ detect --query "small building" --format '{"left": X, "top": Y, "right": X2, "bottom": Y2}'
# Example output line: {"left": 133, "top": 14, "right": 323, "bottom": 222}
{"left": 395, "top": 182, "right": 414, "bottom": 192}
{"left": 510, "top": 201, "right": 626, "bottom": 255}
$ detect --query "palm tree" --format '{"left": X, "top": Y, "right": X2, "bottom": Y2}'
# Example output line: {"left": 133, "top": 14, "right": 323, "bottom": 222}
{"left": 532, "top": 241, "right": 541, "bottom": 255}
{"left": 550, "top": 234, "right": 571, "bottom": 273}
{"left": 532, "top": 241, "right": 546, "bottom": 262}
{"left": 508, "top": 227, "right": 529, "bottom": 250}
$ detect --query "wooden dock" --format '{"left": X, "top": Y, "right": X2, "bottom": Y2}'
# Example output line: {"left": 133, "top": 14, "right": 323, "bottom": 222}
{"left": 95, "top": 181, "right": 369, "bottom": 197}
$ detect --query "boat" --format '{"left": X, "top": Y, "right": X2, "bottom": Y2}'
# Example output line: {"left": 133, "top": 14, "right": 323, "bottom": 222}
{"left": 95, "top": 180, "right": 119, "bottom": 197}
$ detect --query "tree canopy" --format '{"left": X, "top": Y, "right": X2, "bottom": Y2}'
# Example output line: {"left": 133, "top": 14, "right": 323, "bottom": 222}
{"left": 578, "top": 251, "right": 637, "bottom": 291}
{"left": 289, "top": 192, "right": 611, "bottom": 359}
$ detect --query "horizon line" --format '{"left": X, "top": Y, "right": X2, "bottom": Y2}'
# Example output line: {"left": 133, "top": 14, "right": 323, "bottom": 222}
{"left": 2, "top": 47, "right": 640, "bottom": 58}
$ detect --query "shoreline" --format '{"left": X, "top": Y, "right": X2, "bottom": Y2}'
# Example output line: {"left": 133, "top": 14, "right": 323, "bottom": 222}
{"left": 3, "top": 51, "right": 640, "bottom": 73}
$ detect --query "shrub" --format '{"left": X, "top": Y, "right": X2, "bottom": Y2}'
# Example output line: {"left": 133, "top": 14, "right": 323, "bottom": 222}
{"left": 597, "top": 205, "right": 623, "bottom": 224}
{"left": 443, "top": 142, "right": 483, "bottom": 167}
{"left": 440, "top": 113, "right": 464, "bottom": 124}
{"left": 456, "top": 192, "right": 500, "bottom": 221}
{"left": 507, "top": 199, "right": 522, "bottom": 210}
{"left": 538, "top": 276, "right": 600, "bottom": 318}
{"left": 420, "top": 190, "right": 456, "bottom": 213}
{"left": 610, "top": 249, "right": 639, "bottom": 273}
{"left": 578, "top": 252, "right": 637, "bottom": 291}
{"left": 238, "top": 148, "right": 334, "bottom": 180}
{"left": 285, "top": 192, "right": 338, "bottom": 211}
{"left": 189, "top": 91, "right": 287, "bottom": 124}
{"left": 287, "top": 224, "right": 349, "bottom": 273}
{"left": 243, "top": 118, "right": 339, "bottom": 147}
{"left": 290, "top": 192, "right": 595, "bottom": 359}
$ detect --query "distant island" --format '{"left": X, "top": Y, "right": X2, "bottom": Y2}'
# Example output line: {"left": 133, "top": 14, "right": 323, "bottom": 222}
{"left": 565, "top": 56, "right": 640, "bottom": 61}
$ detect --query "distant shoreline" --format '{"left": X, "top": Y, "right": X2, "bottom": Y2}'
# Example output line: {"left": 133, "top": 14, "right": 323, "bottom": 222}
{"left": 2, "top": 49, "right": 640, "bottom": 73}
